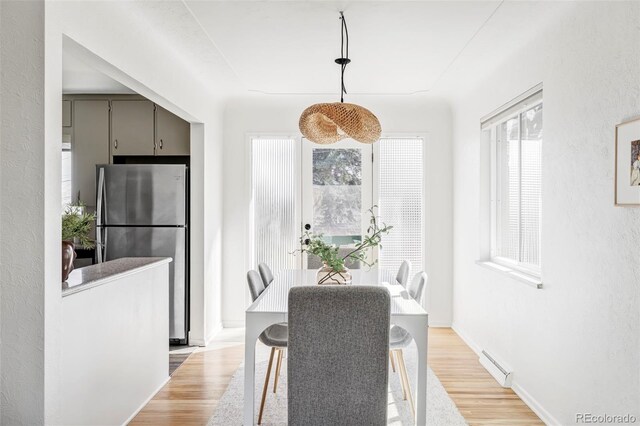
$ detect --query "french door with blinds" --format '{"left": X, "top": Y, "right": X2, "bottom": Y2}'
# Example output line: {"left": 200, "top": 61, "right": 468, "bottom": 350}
{"left": 250, "top": 136, "right": 425, "bottom": 278}
{"left": 301, "top": 138, "right": 373, "bottom": 269}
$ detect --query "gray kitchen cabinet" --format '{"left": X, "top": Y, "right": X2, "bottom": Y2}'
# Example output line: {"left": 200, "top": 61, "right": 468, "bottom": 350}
{"left": 62, "top": 100, "right": 72, "bottom": 127}
{"left": 111, "top": 100, "right": 155, "bottom": 156}
{"left": 72, "top": 100, "right": 110, "bottom": 207}
{"left": 155, "top": 105, "right": 190, "bottom": 156}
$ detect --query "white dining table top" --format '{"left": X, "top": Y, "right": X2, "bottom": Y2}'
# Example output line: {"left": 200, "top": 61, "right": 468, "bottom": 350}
{"left": 247, "top": 269, "right": 428, "bottom": 317}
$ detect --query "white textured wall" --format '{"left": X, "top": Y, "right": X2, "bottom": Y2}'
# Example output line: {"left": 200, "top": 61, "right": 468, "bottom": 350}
{"left": 61, "top": 263, "right": 169, "bottom": 425}
{"left": 450, "top": 3, "right": 640, "bottom": 424}
{"left": 222, "top": 95, "right": 453, "bottom": 327}
{"left": 0, "top": 1, "right": 48, "bottom": 424}
{"left": 0, "top": 0, "right": 2, "bottom": 413}
{"left": 0, "top": 1, "right": 241, "bottom": 421}
{"left": 203, "top": 110, "right": 225, "bottom": 343}
{"left": 0, "top": 0, "right": 3, "bottom": 418}
{"left": 46, "top": 1, "right": 237, "bottom": 352}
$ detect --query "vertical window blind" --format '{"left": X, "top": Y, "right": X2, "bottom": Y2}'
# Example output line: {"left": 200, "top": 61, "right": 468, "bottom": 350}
{"left": 493, "top": 101, "right": 542, "bottom": 270}
{"left": 251, "top": 137, "right": 298, "bottom": 272}
{"left": 377, "top": 138, "right": 424, "bottom": 280}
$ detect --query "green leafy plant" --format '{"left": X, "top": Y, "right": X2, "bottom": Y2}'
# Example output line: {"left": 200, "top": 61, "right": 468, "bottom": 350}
{"left": 62, "top": 203, "right": 96, "bottom": 248}
{"left": 295, "top": 206, "right": 392, "bottom": 273}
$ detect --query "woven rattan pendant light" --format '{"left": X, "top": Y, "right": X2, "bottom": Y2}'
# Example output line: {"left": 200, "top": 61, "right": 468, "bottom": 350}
{"left": 299, "top": 12, "right": 381, "bottom": 145}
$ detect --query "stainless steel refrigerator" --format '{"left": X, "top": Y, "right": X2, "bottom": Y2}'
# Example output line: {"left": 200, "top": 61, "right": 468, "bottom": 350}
{"left": 96, "top": 164, "right": 189, "bottom": 344}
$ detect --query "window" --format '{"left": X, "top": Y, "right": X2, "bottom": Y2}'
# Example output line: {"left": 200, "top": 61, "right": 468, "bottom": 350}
{"left": 484, "top": 89, "right": 542, "bottom": 275}
{"left": 61, "top": 135, "right": 72, "bottom": 210}
{"left": 250, "top": 137, "right": 298, "bottom": 271}
{"left": 377, "top": 137, "right": 424, "bottom": 281}
{"left": 251, "top": 135, "right": 426, "bottom": 278}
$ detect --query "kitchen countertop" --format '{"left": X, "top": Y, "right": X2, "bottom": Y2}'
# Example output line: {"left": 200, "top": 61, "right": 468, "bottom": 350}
{"left": 62, "top": 257, "right": 172, "bottom": 297}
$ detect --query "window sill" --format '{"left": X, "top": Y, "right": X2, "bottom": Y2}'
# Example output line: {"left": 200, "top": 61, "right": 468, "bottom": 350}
{"left": 475, "top": 260, "right": 543, "bottom": 289}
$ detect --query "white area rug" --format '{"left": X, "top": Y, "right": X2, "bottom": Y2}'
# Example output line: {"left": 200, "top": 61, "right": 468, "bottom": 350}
{"left": 208, "top": 344, "right": 467, "bottom": 425}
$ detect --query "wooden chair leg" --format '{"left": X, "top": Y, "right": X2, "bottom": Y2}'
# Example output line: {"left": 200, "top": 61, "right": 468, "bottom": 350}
{"left": 397, "top": 349, "right": 415, "bottom": 418}
{"left": 389, "top": 351, "right": 397, "bottom": 373}
{"left": 258, "top": 347, "right": 276, "bottom": 425}
{"left": 273, "top": 348, "right": 283, "bottom": 393}
{"left": 395, "top": 350, "right": 408, "bottom": 399}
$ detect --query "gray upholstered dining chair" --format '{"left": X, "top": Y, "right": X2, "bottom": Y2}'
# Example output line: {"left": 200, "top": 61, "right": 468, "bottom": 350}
{"left": 246, "top": 270, "right": 288, "bottom": 425}
{"left": 288, "top": 286, "right": 390, "bottom": 426}
{"left": 389, "top": 271, "right": 427, "bottom": 417}
{"left": 396, "top": 259, "right": 411, "bottom": 287}
{"left": 258, "top": 262, "right": 274, "bottom": 287}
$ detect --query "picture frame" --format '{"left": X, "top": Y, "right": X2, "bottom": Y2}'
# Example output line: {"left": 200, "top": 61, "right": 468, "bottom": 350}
{"left": 615, "top": 117, "right": 640, "bottom": 206}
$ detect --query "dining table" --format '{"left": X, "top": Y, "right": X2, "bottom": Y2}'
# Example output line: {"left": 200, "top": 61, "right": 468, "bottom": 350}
{"left": 243, "top": 268, "right": 430, "bottom": 425}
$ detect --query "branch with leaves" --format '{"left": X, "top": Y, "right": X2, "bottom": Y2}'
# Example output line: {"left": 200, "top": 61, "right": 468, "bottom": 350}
{"left": 293, "top": 206, "right": 392, "bottom": 276}
{"left": 62, "top": 202, "right": 97, "bottom": 248}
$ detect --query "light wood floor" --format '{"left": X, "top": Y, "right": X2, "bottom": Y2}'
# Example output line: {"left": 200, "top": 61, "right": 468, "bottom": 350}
{"left": 130, "top": 328, "right": 542, "bottom": 425}
{"left": 428, "top": 329, "right": 543, "bottom": 425}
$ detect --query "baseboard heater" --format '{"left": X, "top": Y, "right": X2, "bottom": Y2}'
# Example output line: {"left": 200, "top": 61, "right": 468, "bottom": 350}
{"left": 479, "top": 350, "right": 513, "bottom": 388}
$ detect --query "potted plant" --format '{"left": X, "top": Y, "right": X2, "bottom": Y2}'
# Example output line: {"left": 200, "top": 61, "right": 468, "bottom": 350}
{"left": 296, "top": 206, "right": 392, "bottom": 285}
{"left": 61, "top": 203, "right": 96, "bottom": 282}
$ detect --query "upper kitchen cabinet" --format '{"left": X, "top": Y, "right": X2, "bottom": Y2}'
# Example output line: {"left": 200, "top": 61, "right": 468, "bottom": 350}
{"left": 73, "top": 100, "right": 110, "bottom": 207}
{"left": 155, "top": 106, "right": 190, "bottom": 156}
{"left": 111, "top": 100, "right": 155, "bottom": 156}
{"left": 62, "top": 100, "right": 72, "bottom": 127}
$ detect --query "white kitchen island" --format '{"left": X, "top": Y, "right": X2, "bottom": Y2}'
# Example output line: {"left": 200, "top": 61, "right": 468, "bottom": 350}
{"left": 61, "top": 257, "right": 171, "bottom": 426}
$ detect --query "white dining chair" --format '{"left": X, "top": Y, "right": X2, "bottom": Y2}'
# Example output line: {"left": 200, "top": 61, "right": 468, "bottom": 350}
{"left": 389, "top": 271, "right": 427, "bottom": 417}
{"left": 395, "top": 260, "right": 411, "bottom": 287}
{"left": 247, "top": 270, "right": 288, "bottom": 424}
{"left": 258, "top": 262, "right": 274, "bottom": 287}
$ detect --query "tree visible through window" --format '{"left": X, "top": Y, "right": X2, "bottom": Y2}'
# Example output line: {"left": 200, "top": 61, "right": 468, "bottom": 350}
{"left": 312, "top": 148, "right": 362, "bottom": 236}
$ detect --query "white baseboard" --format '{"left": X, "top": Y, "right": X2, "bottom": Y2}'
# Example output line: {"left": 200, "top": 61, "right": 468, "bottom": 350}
{"left": 511, "top": 382, "right": 560, "bottom": 426}
{"left": 205, "top": 323, "right": 223, "bottom": 346}
{"left": 428, "top": 320, "right": 453, "bottom": 328}
{"left": 451, "top": 322, "right": 559, "bottom": 426}
{"left": 190, "top": 322, "right": 224, "bottom": 347}
{"left": 189, "top": 338, "right": 205, "bottom": 346}
{"left": 189, "top": 328, "right": 205, "bottom": 346}
{"left": 450, "top": 321, "right": 482, "bottom": 354}
{"left": 121, "top": 376, "right": 171, "bottom": 426}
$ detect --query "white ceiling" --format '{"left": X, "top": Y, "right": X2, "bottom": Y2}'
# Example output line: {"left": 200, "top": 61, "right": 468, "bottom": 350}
{"left": 62, "top": 1, "right": 574, "bottom": 97}
{"left": 185, "top": 1, "right": 502, "bottom": 95}
{"left": 63, "top": 50, "right": 135, "bottom": 94}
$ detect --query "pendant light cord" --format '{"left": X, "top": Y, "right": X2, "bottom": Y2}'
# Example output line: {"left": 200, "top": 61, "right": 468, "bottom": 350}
{"left": 339, "top": 11, "right": 349, "bottom": 103}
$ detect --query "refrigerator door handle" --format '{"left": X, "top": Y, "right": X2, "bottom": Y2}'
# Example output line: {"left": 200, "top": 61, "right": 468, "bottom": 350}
{"left": 96, "top": 167, "right": 105, "bottom": 264}
{"left": 102, "top": 227, "right": 108, "bottom": 262}
{"left": 96, "top": 226, "right": 104, "bottom": 263}
{"left": 97, "top": 167, "right": 105, "bottom": 226}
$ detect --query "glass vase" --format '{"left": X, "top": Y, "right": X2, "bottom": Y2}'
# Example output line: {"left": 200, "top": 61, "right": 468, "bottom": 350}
{"left": 316, "top": 264, "right": 352, "bottom": 285}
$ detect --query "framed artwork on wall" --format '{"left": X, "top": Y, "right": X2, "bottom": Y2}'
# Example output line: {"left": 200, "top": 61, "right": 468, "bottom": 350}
{"left": 615, "top": 117, "right": 640, "bottom": 206}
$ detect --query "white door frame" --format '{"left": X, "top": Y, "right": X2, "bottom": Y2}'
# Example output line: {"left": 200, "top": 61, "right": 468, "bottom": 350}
{"left": 300, "top": 137, "right": 374, "bottom": 269}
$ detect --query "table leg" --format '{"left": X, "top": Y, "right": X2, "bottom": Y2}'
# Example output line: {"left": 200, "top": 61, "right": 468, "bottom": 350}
{"left": 413, "top": 322, "right": 428, "bottom": 426}
{"left": 243, "top": 319, "right": 260, "bottom": 425}
{"left": 392, "top": 315, "right": 428, "bottom": 426}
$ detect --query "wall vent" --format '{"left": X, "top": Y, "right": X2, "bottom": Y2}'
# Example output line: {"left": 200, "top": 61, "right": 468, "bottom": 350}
{"left": 479, "top": 350, "right": 513, "bottom": 388}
